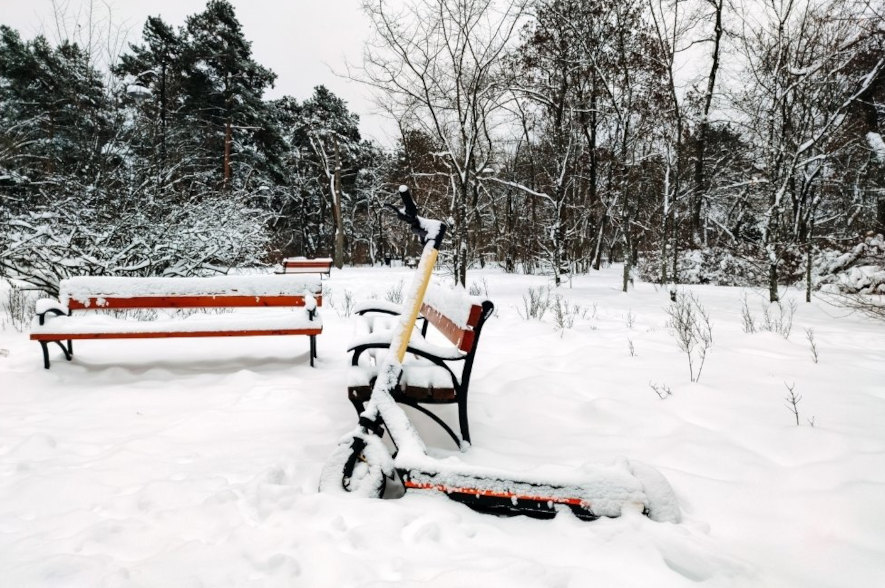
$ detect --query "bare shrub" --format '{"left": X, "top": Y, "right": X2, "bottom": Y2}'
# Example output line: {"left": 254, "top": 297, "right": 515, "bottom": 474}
{"left": 518, "top": 286, "right": 550, "bottom": 320}
{"left": 666, "top": 292, "right": 714, "bottom": 383}
{"left": 761, "top": 298, "right": 797, "bottom": 338}
{"left": 650, "top": 381, "right": 672, "bottom": 399}
{"left": 468, "top": 278, "right": 489, "bottom": 297}
{"left": 625, "top": 309, "right": 635, "bottom": 329}
{"left": 805, "top": 328, "right": 819, "bottom": 363}
{"left": 784, "top": 382, "right": 802, "bottom": 426}
{"left": 742, "top": 294, "right": 797, "bottom": 338}
{"left": 820, "top": 291, "right": 885, "bottom": 322}
{"left": 740, "top": 294, "right": 756, "bottom": 333}
{"left": 385, "top": 280, "right": 404, "bottom": 304}
{"left": 340, "top": 289, "right": 355, "bottom": 317}
{"left": 2, "top": 285, "right": 42, "bottom": 332}
{"left": 550, "top": 294, "right": 589, "bottom": 332}
{"left": 326, "top": 286, "right": 355, "bottom": 318}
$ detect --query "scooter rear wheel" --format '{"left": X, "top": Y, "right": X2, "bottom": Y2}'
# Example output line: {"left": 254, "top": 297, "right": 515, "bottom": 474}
{"left": 320, "top": 434, "right": 391, "bottom": 498}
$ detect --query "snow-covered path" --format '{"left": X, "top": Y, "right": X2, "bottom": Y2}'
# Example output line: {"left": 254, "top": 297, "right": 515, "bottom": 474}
{"left": 1, "top": 266, "right": 883, "bottom": 587}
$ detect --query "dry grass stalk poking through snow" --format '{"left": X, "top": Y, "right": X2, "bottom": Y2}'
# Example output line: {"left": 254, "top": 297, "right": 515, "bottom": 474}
{"left": 468, "top": 278, "right": 489, "bottom": 297}
{"left": 2, "top": 285, "right": 40, "bottom": 333}
{"left": 340, "top": 289, "right": 355, "bottom": 317}
{"left": 385, "top": 280, "right": 404, "bottom": 304}
{"left": 783, "top": 382, "right": 814, "bottom": 426}
{"left": 666, "top": 292, "right": 713, "bottom": 383}
{"left": 741, "top": 293, "right": 797, "bottom": 338}
{"left": 740, "top": 294, "right": 756, "bottom": 333}
{"left": 518, "top": 286, "right": 550, "bottom": 320}
{"left": 649, "top": 381, "right": 672, "bottom": 399}
{"left": 761, "top": 298, "right": 797, "bottom": 338}
{"left": 551, "top": 294, "right": 589, "bottom": 332}
{"left": 624, "top": 309, "right": 636, "bottom": 329}
{"left": 805, "top": 328, "right": 819, "bottom": 363}
{"left": 326, "top": 287, "right": 355, "bottom": 318}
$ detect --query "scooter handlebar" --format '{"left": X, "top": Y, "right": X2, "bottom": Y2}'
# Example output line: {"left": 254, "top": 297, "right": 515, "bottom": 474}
{"left": 386, "top": 185, "right": 446, "bottom": 247}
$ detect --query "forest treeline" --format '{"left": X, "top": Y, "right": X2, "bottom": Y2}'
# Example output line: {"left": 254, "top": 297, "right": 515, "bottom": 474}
{"left": 1, "top": 0, "right": 883, "bottom": 300}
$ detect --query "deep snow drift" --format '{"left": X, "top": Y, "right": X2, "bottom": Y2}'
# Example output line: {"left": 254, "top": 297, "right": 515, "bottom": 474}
{"left": 1, "top": 265, "right": 884, "bottom": 587}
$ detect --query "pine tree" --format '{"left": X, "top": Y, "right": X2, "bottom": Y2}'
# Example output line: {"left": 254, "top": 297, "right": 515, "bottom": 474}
{"left": 0, "top": 26, "right": 110, "bottom": 195}
{"left": 181, "top": 0, "right": 278, "bottom": 190}
{"left": 299, "top": 86, "right": 361, "bottom": 267}
{"left": 114, "top": 16, "right": 189, "bottom": 193}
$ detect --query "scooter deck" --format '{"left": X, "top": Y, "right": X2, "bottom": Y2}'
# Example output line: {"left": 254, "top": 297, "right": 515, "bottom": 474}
{"left": 399, "top": 467, "right": 648, "bottom": 521}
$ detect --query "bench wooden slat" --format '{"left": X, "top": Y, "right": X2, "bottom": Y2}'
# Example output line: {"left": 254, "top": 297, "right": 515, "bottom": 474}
{"left": 420, "top": 303, "right": 478, "bottom": 352}
{"left": 283, "top": 260, "right": 332, "bottom": 269}
{"left": 281, "top": 258, "right": 333, "bottom": 275}
{"left": 67, "top": 294, "right": 322, "bottom": 310}
{"left": 32, "top": 328, "right": 322, "bottom": 341}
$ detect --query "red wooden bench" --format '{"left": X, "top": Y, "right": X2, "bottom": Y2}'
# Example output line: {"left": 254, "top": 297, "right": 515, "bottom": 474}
{"left": 279, "top": 257, "right": 333, "bottom": 276}
{"left": 30, "top": 275, "right": 323, "bottom": 369}
{"left": 346, "top": 284, "right": 494, "bottom": 448}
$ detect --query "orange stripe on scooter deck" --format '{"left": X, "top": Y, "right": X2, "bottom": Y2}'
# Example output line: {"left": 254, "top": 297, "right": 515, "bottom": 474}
{"left": 403, "top": 480, "right": 587, "bottom": 507}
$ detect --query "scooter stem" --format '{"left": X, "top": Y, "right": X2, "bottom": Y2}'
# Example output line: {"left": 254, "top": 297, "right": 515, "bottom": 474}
{"left": 396, "top": 247, "right": 438, "bottom": 362}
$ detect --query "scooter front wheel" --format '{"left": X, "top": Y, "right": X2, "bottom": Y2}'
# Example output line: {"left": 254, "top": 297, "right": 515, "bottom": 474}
{"left": 319, "top": 433, "right": 392, "bottom": 498}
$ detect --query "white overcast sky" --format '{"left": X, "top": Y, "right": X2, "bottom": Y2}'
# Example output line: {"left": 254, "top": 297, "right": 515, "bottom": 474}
{"left": 2, "top": 0, "right": 396, "bottom": 142}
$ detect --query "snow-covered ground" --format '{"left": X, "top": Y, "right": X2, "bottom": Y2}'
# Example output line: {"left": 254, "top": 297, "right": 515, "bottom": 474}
{"left": 1, "top": 265, "right": 883, "bottom": 587}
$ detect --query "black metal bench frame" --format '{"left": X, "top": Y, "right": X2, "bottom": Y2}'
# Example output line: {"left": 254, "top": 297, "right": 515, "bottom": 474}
{"left": 347, "top": 298, "right": 494, "bottom": 448}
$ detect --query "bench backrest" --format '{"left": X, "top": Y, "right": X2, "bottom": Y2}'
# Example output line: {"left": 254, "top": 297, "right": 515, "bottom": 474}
{"left": 421, "top": 286, "right": 494, "bottom": 353}
{"left": 60, "top": 275, "right": 323, "bottom": 310}
{"left": 281, "top": 258, "right": 333, "bottom": 275}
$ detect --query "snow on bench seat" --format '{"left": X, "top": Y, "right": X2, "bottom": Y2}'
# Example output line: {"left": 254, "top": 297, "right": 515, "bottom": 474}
{"left": 61, "top": 275, "right": 322, "bottom": 308}
{"left": 30, "top": 308, "right": 321, "bottom": 337}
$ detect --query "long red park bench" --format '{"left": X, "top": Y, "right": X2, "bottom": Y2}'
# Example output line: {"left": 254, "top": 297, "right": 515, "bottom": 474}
{"left": 279, "top": 257, "right": 333, "bottom": 276}
{"left": 30, "top": 275, "right": 323, "bottom": 369}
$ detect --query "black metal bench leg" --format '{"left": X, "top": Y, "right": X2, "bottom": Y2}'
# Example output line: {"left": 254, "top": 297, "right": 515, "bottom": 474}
{"left": 309, "top": 335, "right": 316, "bottom": 367}
{"left": 348, "top": 390, "right": 366, "bottom": 415}
{"left": 458, "top": 397, "right": 471, "bottom": 445}
{"left": 398, "top": 399, "right": 463, "bottom": 450}
{"left": 38, "top": 340, "right": 71, "bottom": 369}
{"left": 40, "top": 341, "right": 50, "bottom": 369}
{"left": 54, "top": 340, "right": 72, "bottom": 362}
{"left": 67, "top": 340, "right": 73, "bottom": 357}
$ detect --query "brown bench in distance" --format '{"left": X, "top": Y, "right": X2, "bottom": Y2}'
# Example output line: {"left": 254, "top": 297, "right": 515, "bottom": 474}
{"left": 30, "top": 275, "right": 323, "bottom": 369}
{"left": 346, "top": 286, "right": 494, "bottom": 448}
{"left": 279, "top": 257, "right": 333, "bottom": 276}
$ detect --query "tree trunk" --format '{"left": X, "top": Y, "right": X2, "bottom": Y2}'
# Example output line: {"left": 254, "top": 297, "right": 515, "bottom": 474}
{"left": 223, "top": 119, "right": 232, "bottom": 189}
{"left": 768, "top": 260, "right": 779, "bottom": 302}
{"left": 592, "top": 217, "right": 606, "bottom": 270}
{"left": 692, "top": 0, "right": 723, "bottom": 243}
{"left": 878, "top": 196, "right": 885, "bottom": 235}
{"left": 332, "top": 138, "right": 345, "bottom": 269}
{"left": 620, "top": 233, "right": 632, "bottom": 294}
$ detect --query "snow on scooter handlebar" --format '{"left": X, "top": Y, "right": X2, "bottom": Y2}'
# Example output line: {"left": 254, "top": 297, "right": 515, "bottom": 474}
{"left": 319, "top": 186, "right": 680, "bottom": 523}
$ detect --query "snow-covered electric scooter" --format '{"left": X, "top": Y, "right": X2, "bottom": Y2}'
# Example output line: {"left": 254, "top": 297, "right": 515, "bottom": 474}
{"left": 320, "top": 186, "right": 680, "bottom": 523}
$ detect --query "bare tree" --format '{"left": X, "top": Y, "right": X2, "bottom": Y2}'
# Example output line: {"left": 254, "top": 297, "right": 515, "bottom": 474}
{"left": 361, "top": 0, "right": 529, "bottom": 285}
{"left": 732, "top": 0, "right": 885, "bottom": 301}
{"left": 690, "top": 0, "right": 725, "bottom": 246}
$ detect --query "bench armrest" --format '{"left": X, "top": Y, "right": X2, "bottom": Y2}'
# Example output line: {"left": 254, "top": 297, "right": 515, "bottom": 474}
{"left": 348, "top": 332, "right": 466, "bottom": 362}
{"left": 353, "top": 299, "right": 403, "bottom": 316}
{"left": 35, "top": 299, "right": 70, "bottom": 325}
